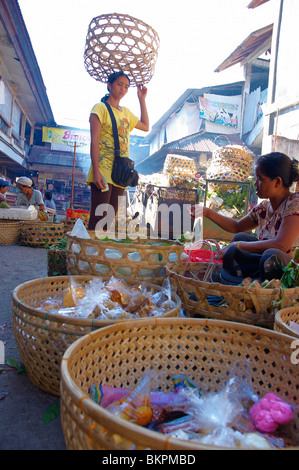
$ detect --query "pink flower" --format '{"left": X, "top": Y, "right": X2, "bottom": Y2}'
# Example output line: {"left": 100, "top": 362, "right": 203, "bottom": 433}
{"left": 270, "top": 401, "right": 293, "bottom": 424}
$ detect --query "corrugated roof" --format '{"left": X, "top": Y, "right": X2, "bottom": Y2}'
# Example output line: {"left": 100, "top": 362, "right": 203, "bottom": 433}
{"left": 215, "top": 24, "right": 273, "bottom": 73}
{"left": 136, "top": 131, "right": 254, "bottom": 174}
{"left": 247, "top": 0, "right": 270, "bottom": 8}
{"left": 28, "top": 146, "right": 90, "bottom": 168}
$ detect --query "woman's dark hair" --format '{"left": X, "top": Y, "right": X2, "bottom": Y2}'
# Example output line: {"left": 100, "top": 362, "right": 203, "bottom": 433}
{"left": 45, "top": 191, "right": 52, "bottom": 200}
{"left": 101, "top": 71, "right": 130, "bottom": 103}
{"left": 257, "top": 152, "right": 299, "bottom": 188}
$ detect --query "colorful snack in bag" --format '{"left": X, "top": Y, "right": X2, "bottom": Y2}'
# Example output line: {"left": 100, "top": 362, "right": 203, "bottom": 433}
{"left": 105, "top": 373, "right": 154, "bottom": 426}
{"left": 172, "top": 374, "right": 202, "bottom": 396}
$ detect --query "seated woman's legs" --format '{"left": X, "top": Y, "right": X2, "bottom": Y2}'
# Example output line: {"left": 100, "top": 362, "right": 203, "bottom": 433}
{"left": 260, "top": 248, "right": 292, "bottom": 280}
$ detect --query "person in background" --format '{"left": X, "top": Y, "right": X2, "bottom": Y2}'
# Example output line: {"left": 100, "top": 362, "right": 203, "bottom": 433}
{"left": 0, "top": 180, "right": 9, "bottom": 203}
{"left": 16, "top": 176, "right": 45, "bottom": 211}
{"left": 191, "top": 152, "right": 299, "bottom": 281}
{"left": 44, "top": 191, "right": 56, "bottom": 211}
{"left": 87, "top": 70, "right": 149, "bottom": 231}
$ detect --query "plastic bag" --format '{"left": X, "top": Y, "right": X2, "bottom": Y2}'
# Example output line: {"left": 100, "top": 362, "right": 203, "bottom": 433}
{"left": 71, "top": 218, "right": 90, "bottom": 239}
{"left": 105, "top": 372, "right": 155, "bottom": 426}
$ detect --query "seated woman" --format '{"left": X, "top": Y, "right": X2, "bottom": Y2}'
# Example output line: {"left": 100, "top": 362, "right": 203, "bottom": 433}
{"left": 44, "top": 191, "right": 56, "bottom": 212}
{"left": 0, "top": 180, "right": 10, "bottom": 206}
{"left": 16, "top": 177, "right": 45, "bottom": 211}
{"left": 195, "top": 152, "right": 299, "bottom": 282}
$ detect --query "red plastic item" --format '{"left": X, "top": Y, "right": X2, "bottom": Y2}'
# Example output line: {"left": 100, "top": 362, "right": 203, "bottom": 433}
{"left": 66, "top": 209, "right": 90, "bottom": 220}
{"left": 184, "top": 248, "right": 222, "bottom": 264}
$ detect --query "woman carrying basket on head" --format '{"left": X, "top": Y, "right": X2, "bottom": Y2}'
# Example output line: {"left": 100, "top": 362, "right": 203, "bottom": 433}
{"left": 87, "top": 71, "right": 149, "bottom": 232}
{"left": 191, "top": 152, "right": 299, "bottom": 283}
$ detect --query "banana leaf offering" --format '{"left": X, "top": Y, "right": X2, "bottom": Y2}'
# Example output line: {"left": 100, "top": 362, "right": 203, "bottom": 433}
{"left": 280, "top": 247, "right": 299, "bottom": 288}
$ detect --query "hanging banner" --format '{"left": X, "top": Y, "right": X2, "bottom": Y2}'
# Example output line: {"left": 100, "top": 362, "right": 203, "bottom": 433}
{"left": 198, "top": 95, "right": 239, "bottom": 128}
{"left": 42, "top": 127, "right": 91, "bottom": 145}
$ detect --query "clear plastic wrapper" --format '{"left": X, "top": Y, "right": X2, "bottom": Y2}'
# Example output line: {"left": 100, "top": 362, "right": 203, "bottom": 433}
{"left": 105, "top": 371, "right": 156, "bottom": 426}
{"left": 35, "top": 276, "right": 176, "bottom": 320}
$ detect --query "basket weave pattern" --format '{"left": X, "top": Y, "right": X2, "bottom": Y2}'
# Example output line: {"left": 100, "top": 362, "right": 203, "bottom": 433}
{"left": 20, "top": 221, "right": 65, "bottom": 247}
{"left": 66, "top": 234, "right": 184, "bottom": 283}
{"left": 0, "top": 221, "right": 20, "bottom": 245}
{"left": 207, "top": 145, "right": 253, "bottom": 183}
{"left": 84, "top": 13, "right": 160, "bottom": 86}
{"left": 60, "top": 217, "right": 88, "bottom": 235}
{"left": 166, "top": 261, "right": 288, "bottom": 328}
{"left": 60, "top": 318, "right": 299, "bottom": 450}
{"left": 274, "top": 306, "right": 299, "bottom": 338}
{"left": 12, "top": 276, "right": 181, "bottom": 396}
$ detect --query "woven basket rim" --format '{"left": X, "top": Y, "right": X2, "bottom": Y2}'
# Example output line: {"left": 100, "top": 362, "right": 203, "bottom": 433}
{"left": 21, "top": 221, "right": 64, "bottom": 225}
{"left": 0, "top": 220, "right": 21, "bottom": 224}
{"left": 166, "top": 262, "right": 282, "bottom": 294}
{"left": 275, "top": 306, "right": 299, "bottom": 338}
{"left": 60, "top": 317, "right": 297, "bottom": 451}
{"left": 67, "top": 233, "right": 184, "bottom": 248}
{"left": 12, "top": 275, "right": 181, "bottom": 327}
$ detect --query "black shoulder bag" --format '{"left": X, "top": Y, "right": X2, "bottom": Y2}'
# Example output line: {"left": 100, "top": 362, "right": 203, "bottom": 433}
{"left": 104, "top": 102, "right": 139, "bottom": 188}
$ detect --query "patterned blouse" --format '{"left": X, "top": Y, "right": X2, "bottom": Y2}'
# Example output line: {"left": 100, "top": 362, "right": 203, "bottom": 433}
{"left": 249, "top": 192, "right": 299, "bottom": 255}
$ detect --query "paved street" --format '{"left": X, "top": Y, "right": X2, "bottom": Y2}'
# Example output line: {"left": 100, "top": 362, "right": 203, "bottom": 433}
{"left": 0, "top": 244, "right": 66, "bottom": 450}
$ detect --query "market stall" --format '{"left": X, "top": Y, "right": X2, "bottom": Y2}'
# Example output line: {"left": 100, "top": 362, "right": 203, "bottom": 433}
{"left": 130, "top": 154, "right": 204, "bottom": 239}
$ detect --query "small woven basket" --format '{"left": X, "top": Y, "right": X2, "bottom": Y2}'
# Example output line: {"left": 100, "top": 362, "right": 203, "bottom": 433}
{"left": 12, "top": 275, "right": 181, "bottom": 396}
{"left": 19, "top": 221, "right": 65, "bottom": 248}
{"left": 84, "top": 13, "right": 160, "bottom": 86}
{"left": 166, "top": 261, "right": 288, "bottom": 328}
{"left": 274, "top": 306, "right": 299, "bottom": 338}
{"left": 66, "top": 233, "right": 184, "bottom": 284}
{"left": 207, "top": 145, "right": 253, "bottom": 183}
{"left": 60, "top": 317, "right": 299, "bottom": 450}
{"left": 163, "top": 155, "right": 197, "bottom": 177}
{"left": 0, "top": 220, "right": 20, "bottom": 245}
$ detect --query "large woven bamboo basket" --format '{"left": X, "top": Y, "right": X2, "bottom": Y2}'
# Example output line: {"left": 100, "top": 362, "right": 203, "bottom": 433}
{"left": 84, "top": 13, "right": 160, "bottom": 86}
{"left": 274, "top": 306, "right": 299, "bottom": 338}
{"left": 0, "top": 220, "right": 20, "bottom": 245}
{"left": 66, "top": 233, "right": 185, "bottom": 284}
{"left": 60, "top": 317, "right": 299, "bottom": 450}
{"left": 12, "top": 275, "right": 181, "bottom": 396}
{"left": 165, "top": 261, "right": 294, "bottom": 328}
{"left": 20, "top": 221, "right": 65, "bottom": 248}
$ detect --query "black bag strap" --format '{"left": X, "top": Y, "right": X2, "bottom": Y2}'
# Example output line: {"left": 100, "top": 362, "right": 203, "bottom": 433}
{"left": 104, "top": 102, "right": 121, "bottom": 158}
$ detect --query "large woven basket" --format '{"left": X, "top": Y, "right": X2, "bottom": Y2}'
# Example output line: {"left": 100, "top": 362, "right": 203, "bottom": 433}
{"left": 0, "top": 220, "right": 20, "bottom": 245}
{"left": 20, "top": 221, "right": 65, "bottom": 248}
{"left": 12, "top": 275, "right": 181, "bottom": 396}
{"left": 274, "top": 306, "right": 299, "bottom": 338}
{"left": 60, "top": 317, "right": 299, "bottom": 450}
{"left": 84, "top": 13, "right": 160, "bottom": 86}
{"left": 165, "top": 261, "right": 296, "bottom": 328}
{"left": 66, "top": 233, "right": 184, "bottom": 284}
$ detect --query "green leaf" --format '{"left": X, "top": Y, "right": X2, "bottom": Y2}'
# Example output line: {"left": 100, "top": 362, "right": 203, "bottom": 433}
{"left": 43, "top": 402, "right": 60, "bottom": 425}
{"left": 16, "top": 363, "right": 26, "bottom": 375}
{"left": 6, "top": 357, "right": 18, "bottom": 369}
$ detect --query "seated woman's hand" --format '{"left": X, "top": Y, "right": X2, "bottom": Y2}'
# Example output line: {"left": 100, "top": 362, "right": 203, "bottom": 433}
{"left": 214, "top": 242, "right": 237, "bottom": 261}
